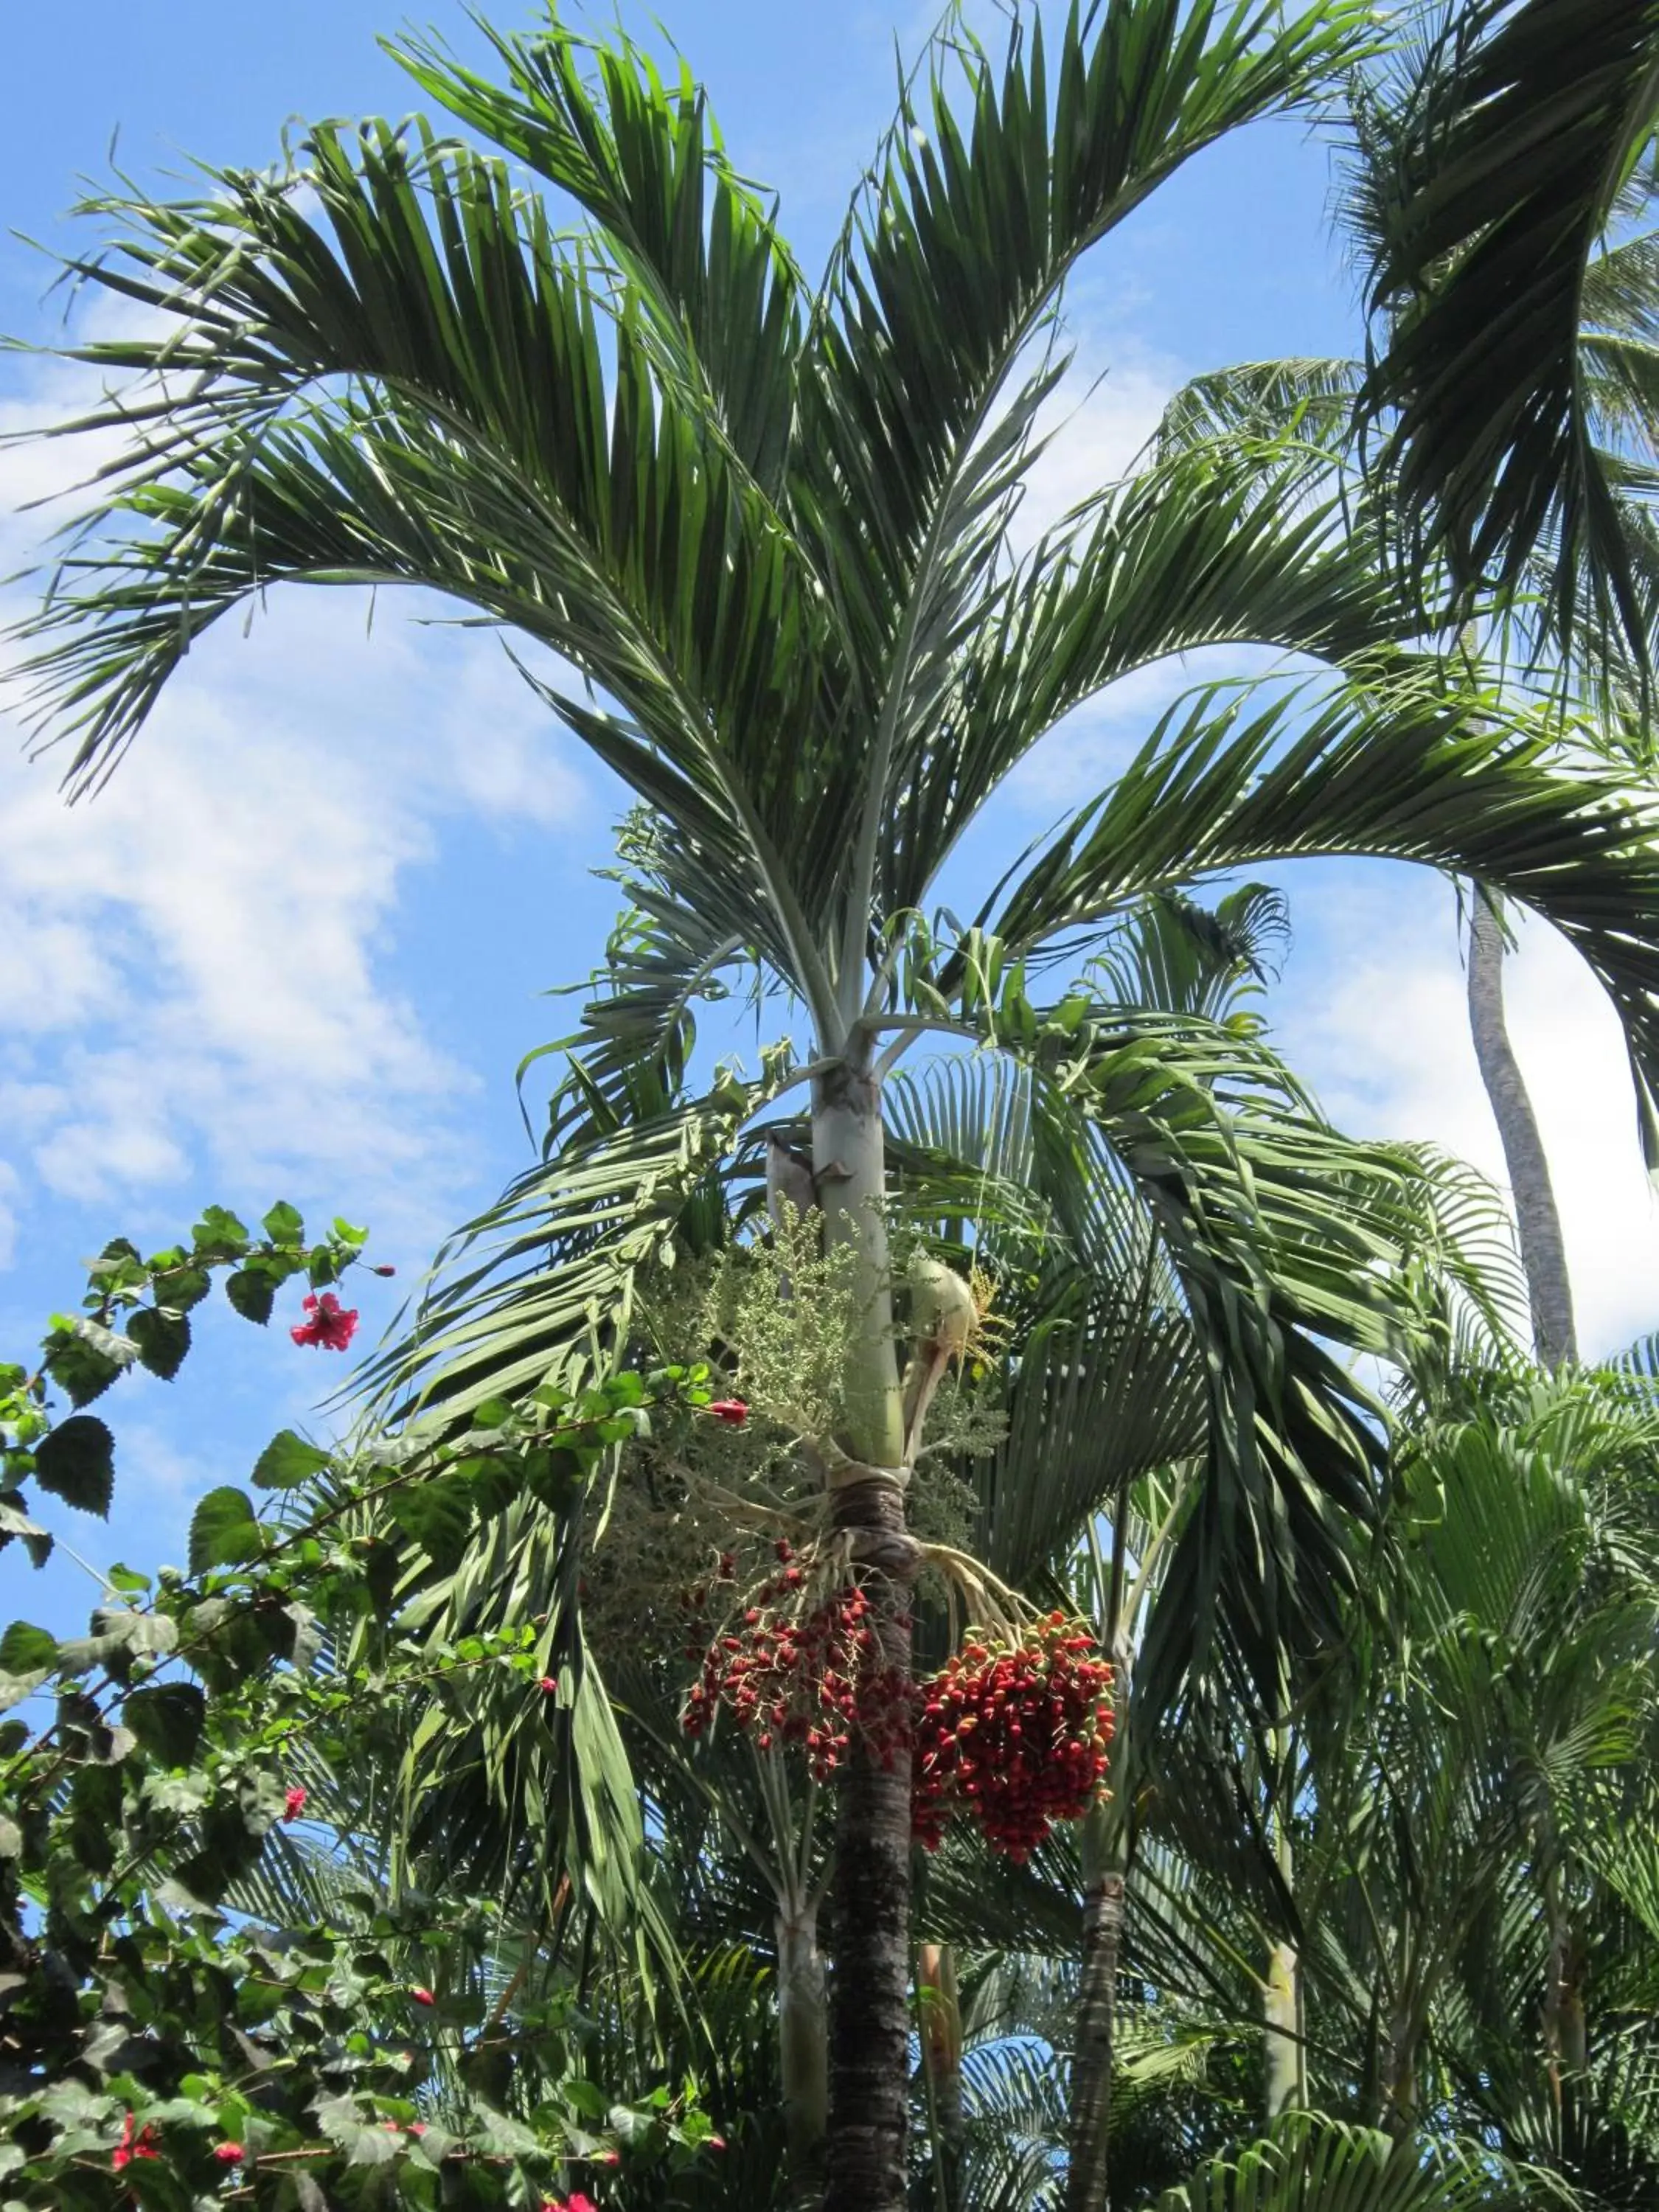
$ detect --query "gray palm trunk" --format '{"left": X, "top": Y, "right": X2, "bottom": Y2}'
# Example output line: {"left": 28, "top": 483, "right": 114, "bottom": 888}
{"left": 1064, "top": 1638, "right": 1133, "bottom": 2212}
{"left": 777, "top": 1902, "right": 830, "bottom": 2191}
{"left": 1065, "top": 1848, "right": 1127, "bottom": 2212}
{"left": 1467, "top": 894, "right": 1579, "bottom": 1370}
{"left": 1263, "top": 1938, "right": 1303, "bottom": 2115}
{"left": 813, "top": 1052, "right": 917, "bottom": 2212}
{"left": 1263, "top": 1751, "right": 1305, "bottom": 2120}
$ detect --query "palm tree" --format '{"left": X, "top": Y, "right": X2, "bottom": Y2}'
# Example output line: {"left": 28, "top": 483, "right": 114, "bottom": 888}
{"left": 1346, "top": 10, "right": 1659, "bottom": 1368}
{"left": 1154, "top": 66, "right": 1659, "bottom": 1366}
{"left": 15, "top": 6, "right": 1659, "bottom": 2202}
{"left": 927, "top": 1338, "right": 1659, "bottom": 2211}
{"left": 1465, "top": 888, "right": 1576, "bottom": 1367}
{"left": 1353, "top": 0, "right": 1659, "bottom": 678}
{"left": 380, "top": 869, "right": 1502, "bottom": 2208}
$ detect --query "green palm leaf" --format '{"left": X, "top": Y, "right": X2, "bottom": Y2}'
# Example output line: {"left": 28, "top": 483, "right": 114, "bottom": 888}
{"left": 1157, "top": 2113, "right": 1561, "bottom": 2211}
{"left": 1355, "top": 0, "right": 1659, "bottom": 667}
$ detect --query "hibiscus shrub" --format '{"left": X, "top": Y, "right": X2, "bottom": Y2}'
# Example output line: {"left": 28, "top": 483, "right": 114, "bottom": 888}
{"left": 0, "top": 1206, "right": 721, "bottom": 2207}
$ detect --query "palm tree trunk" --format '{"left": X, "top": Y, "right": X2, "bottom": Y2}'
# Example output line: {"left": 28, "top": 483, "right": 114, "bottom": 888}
{"left": 1065, "top": 1834, "right": 1127, "bottom": 2212}
{"left": 918, "top": 1941, "right": 965, "bottom": 2210}
{"left": 1064, "top": 1644, "right": 1132, "bottom": 2212}
{"left": 814, "top": 1051, "right": 914, "bottom": 2212}
{"left": 1541, "top": 1870, "right": 1587, "bottom": 2104}
{"left": 1263, "top": 1743, "right": 1304, "bottom": 2119}
{"left": 1263, "top": 1941, "right": 1303, "bottom": 2118}
{"left": 1380, "top": 2011, "right": 1416, "bottom": 2137}
{"left": 779, "top": 1902, "right": 830, "bottom": 2194}
{"left": 1467, "top": 894, "right": 1578, "bottom": 1368}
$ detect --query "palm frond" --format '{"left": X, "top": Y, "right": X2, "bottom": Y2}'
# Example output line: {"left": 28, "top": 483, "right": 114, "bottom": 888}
{"left": 1356, "top": 0, "right": 1659, "bottom": 670}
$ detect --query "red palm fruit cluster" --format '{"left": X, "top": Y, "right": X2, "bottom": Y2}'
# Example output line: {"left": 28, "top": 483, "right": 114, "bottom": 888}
{"left": 912, "top": 1613, "right": 1114, "bottom": 1863}
{"left": 681, "top": 1546, "right": 913, "bottom": 1781}
{"left": 676, "top": 1551, "right": 739, "bottom": 1661}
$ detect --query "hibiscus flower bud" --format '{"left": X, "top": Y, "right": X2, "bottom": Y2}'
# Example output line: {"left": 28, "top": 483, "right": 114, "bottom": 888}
{"left": 410, "top": 1986, "right": 436, "bottom": 2006}
{"left": 371, "top": 1263, "right": 397, "bottom": 1276}
{"left": 214, "top": 2143, "right": 243, "bottom": 2163}
{"left": 282, "top": 1785, "right": 307, "bottom": 1820}
{"left": 706, "top": 1397, "right": 748, "bottom": 1426}
{"left": 538, "top": 1674, "right": 558, "bottom": 1695}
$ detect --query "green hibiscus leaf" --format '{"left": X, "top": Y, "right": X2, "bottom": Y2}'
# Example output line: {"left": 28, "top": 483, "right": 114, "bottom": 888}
{"left": 261, "top": 1200, "right": 306, "bottom": 1247}
{"left": 313, "top": 2091, "right": 400, "bottom": 2166}
{"left": 34, "top": 1415, "right": 116, "bottom": 1517}
{"left": 0, "top": 1621, "right": 58, "bottom": 1673}
{"left": 280, "top": 1604, "right": 324, "bottom": 1671}
{"left": 192, "top": 1205, "right": 250, "bottom": 1256}
{"left": 189, "top": 1486, "right": 263, "bottom": 1574}
{"left": 125, "top": 1680, "right": 206, "bottom": 1766}
{"left": 225, "top": 1265, "right": 276, "bottom": 1324}
{"left": 127, "top": 1305, "right": 192, "bottom": 1382}
{"left": 0, "top": 1488, "right": 52, "bottom": 1567}
{"left": 41, "top": 1319, "right": 136, "bottom": 1408}
{"left": 389, "top": 1478, "right": 475, "bottom": 1573}
{"left": 253, "top": 1430, "right": 333, "bottom": 1492}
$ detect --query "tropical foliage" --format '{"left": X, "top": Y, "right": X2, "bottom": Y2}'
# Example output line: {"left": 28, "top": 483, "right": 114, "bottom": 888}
{"left": 8, "top": 4, "right": 1659, "bottom": 2211}
{"left": 0, "top": 1211, "right": 725, "bottom": 2208}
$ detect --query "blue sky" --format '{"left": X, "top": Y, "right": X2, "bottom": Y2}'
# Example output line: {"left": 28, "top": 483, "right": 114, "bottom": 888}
{"left": 3, "top": 1, "right": 1656, "bottom": 1637}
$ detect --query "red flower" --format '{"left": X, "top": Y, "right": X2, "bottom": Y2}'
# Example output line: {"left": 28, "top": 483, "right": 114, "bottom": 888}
{"left": 566, "top": 2196, "right": 599, "bottom": 2212}
{"left": 408, "top": 2123, "right": 428, "bottom": 2137}
{"left": 706, "top": 1398, "right": 748, "bottom": 1427}
{"left": 290, "top": 1290, "right": 358, "bottom": 1351}
{"left": 214, "top": 2143, "right": 243, "bottom": 2163}
{"left": 113, "top": 2112, "right": 161, "bottom": 2168}
{"left": 538, "top": 1674, "right": 559, "bottom": 1696}
{"left": 410, "top": 1986, "right": 436, "bottom": 2007}
{"left": 282, "top": 1785, "right": 307, "bottom": 1820}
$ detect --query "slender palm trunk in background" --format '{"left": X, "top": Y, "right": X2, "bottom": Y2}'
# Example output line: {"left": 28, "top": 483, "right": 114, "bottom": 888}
{"left": 1263, "top": 1754, "right": 1305, "bottom": 2120}
{"left": 1066, "top": 1812, "right": 1129, "bottom": 2212}
{"left": 1263, "top": 1938, "right": 1303, "bottom": 2115}
{"left": 814, "top": 1053, "right": 915, "bottom": 2212}
{"left": 918, "top": 1941, "right": 965, "bottom": 2210}
{"left": 776, "top": 1902, "right": 830, "bottom": 2192}
{"left": 1467, "top": 895, "right": 1579, "bottom": 1369}
{"left": 1065, "top": 1638, "right": 1133, "bottom": 2212}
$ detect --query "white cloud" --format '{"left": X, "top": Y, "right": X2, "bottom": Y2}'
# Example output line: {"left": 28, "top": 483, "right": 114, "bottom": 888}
{"left": 0, "top": 341, "right": 598, "bottom": 1274}
{"left": 1275, "top": 870, "right": 1659, "bottom": 1360}
{"left": 0, "top": 602, "right": 467, "bottom": 1258}
{"left": 1018, "top": 351, "right": 1177, "bottom": 547}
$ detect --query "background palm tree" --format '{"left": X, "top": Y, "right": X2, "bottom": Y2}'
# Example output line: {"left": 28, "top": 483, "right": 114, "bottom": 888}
{"left": 1353, "top": 0, "right": 1659, "bottom": 678}
{"left": 1152, "top": 41, "right": 1659, "bottom": 1366}
{"left": 15, "top": 4, "right": 1659, "bottom": 2202}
